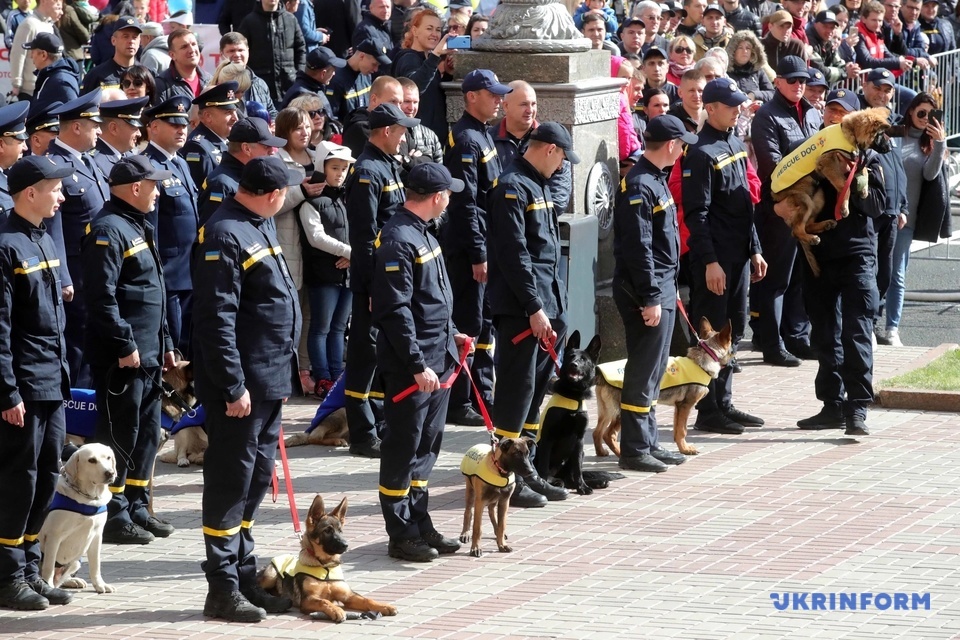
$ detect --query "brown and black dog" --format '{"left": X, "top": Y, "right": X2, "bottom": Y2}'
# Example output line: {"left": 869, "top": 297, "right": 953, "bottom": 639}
{"left": 257, "top": 495, "right": 398, "bottom": 622}
{"left": 459, "top": 437, "right": 537, "bottom": 558}
{"left": 156, "top": 358, "right": 205, "bottom": 468}
{"left": 282, "top": 409, "right": 349, "bottom": 448}
{"left": 594, "top": 318, "right": 733, "bottom": 456}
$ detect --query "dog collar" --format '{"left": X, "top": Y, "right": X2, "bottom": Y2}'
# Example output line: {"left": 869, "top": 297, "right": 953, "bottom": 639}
{"left": 49, "top": 491, "right": 107, "bottom": 516}
{"left": 697, "top": 339, "right": 722, "bottom": 365}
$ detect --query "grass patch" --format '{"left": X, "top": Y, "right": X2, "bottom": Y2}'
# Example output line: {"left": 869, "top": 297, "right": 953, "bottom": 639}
{"left": 880, "top": 348, "right": 960, "bottom": 391}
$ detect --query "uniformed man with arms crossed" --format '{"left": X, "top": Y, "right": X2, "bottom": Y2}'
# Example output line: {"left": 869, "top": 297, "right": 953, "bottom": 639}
{"left": 192, "top": 156, "right": 302, "bottom": 623}
{"left": 374, "top": 163, "right": 470, "bottom": 563}
{"left": 614, "top": 114, "right": 697, "bottom": 473}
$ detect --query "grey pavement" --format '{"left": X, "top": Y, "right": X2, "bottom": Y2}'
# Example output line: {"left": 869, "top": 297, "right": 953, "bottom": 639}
{"left": 2, "top": 344, "right": 959, "bottom": 639}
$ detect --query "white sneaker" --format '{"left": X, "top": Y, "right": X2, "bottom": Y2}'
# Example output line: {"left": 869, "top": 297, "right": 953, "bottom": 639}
{"left": 871, "top": 330, "right": 878, "bottom": 351}
{"left": 886, "top": 328, "right": 903, "bottom": 347}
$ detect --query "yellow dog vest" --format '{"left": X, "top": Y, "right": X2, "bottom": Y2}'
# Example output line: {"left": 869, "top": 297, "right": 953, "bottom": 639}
{"left": 771, "top": 124, "right": 859, "bottom": 194}
{"left": 535, "top": 394, "right": 583, "bottom": 443}
{"left": 270, "top": 554, "right": 344, "bottom": 581}
{"left": 597, "top": 357, "right": 712, "bottom": 391}
{"left": 461, "top": 444, "right": 515, "bottom": 488}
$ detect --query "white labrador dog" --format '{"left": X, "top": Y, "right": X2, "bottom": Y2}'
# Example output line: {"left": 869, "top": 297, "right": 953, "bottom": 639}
{"left": 39, "top": 443, "right": 117, "bottom": 593}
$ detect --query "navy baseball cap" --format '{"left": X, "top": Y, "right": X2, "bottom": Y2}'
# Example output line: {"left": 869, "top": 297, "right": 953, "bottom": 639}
{"left": 22, "top": 32, "right": 63, "bottom": 54}
{"left": 825, "top": 88, "right": 859, "bottom": 112}
{"left": 529, "top": 122, "right": 581, "bottom": 164}
{"left": 642, "top": 46, "right": 667, "bottom": 61}
{"left": 866, "top": 68, "right": 895, "bottom": 87}
{"left": 114, "top": 16, "right": 143, "bottom": 32}
{"left": 815, "top": 10, "right": 839, "bottom": 24}
{"left": 703, "top": 3, "right": 724, "bottom": 15}
{"left": 239, "top": 156, "right": 302, "bottom": 195}
{"left": 228, "top": 117, "right": 287, "bottom": 147}
{"left": 307, "top": 46, "right": 346, "bottom": 70}
{"left": 355, "top": 39, "right": 392, "bottom": 66}
{"left": 406, "top": 163, "right": 465, "bottom": 194}
{"left": 8, "top": 155, "right": 73, "bottom": 195}
{"left": 807, "top": 69, "right": 828, "bottom": 88}
{"left": 702, "top": 78, "right": 749, "bottom": 106}
{"left": 644, "top": 114, "right": 698, "bottom": 144}
{"left": 0, "top": 101, "right": 30, "bottom": 141}
{"left": 461, "top": 69, "right": 512, "bottom": 95}
{"left": 109, "top": 156, "right": 173, "bottom": 185}
{"left": 618, "top": 17, "right": 645, "bottom": 34}
{"left": 100, "top": 96, "right": 149, "bottom": 128}
{"left": 777, "top": 55, "right": 809, "bottom": 80}
{"left": 369, "top": 103, "right": 420, "bottom": 129}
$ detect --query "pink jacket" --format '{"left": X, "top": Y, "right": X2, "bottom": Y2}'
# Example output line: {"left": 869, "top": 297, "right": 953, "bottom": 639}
{"left": 618, "top": 91, "right": 641, "bottom": 161}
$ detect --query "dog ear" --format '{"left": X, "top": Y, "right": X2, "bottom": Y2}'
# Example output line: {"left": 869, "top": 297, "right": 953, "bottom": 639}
{"left": 64, "top": 448, "right": 80, "bottom": 480}
{"left": 567, "top": 330, "right": 581, "bottom": 350}
{"left": 176, "top": 360, "right": 190, "bottom": 369}
{"left": 585, "top": 335, "right": 602, "bottom": 362}
{"left": 521, "top": 436, "right": 536, "bottom": 451}
{"left": 718, "top": 320, "right": 733, "bottom": 346}
{"left": 330, "top": 497, "right": 348, "bottom": 524}
{"left": 498, "top": 438, "right": 513, "bottom": 453}
{"left": 307, "top": 494, "right": 325, "bottom": 528}
{"left": 699, "top": 316, "right": 714, "bottom": 335}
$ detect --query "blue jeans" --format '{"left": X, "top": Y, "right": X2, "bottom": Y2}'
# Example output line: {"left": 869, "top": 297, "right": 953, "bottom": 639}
{"left": 885, "top": 225, "right": 914, "bottom": 330}
{"left": 308, "top": 285, "right": 352, "bottom": 381}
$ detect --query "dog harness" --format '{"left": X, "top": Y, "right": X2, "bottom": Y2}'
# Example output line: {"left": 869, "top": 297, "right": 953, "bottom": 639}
{"left": 271, "top": 554, "right": 344, "bottom": 582}
{"left": 771, "top": 123, "right": 859, "bottom": 194}
{"left": 536, "top": 393, "right": 583, "bottom": 443}
{"left": 460, "top": 444, "right": 515, "bottom": 488}
{"left": 48, "top": 491, "right": 108, "bottom": 516}
{"left": 597, "top": 357, "right": 712, "bottom": 391}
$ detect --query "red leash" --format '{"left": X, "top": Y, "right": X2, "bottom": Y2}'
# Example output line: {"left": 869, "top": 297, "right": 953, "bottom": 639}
{"left": 460, "top": 357, "right": 498, "bottom": 447}
{"left": 391, "top": 337, "right": 474, "bottom": 403}
{"left": 271, "top": 424, "right": 302, "bottom": 539}
{"left": 834, "top": 153, "right": 861, "bottom": 221}
{"left": 676, "top": 297, "right": 723, "bottom": 365}
{"left": 511, "top": 328, "right": 562, "bottom": 375}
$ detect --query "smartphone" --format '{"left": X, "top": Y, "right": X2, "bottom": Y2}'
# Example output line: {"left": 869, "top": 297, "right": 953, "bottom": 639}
{"left": 446, "top": 35, "right": 472, "bottom": 50}
{"left": 310, "top": 170, "right": 326, "bottom": 184}
{"left": 930, "top": 109, "right": 943, "bottom": 124}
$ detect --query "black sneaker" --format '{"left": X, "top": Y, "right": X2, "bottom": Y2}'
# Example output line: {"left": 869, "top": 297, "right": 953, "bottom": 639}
{"left": 786, "top": 342, "right": 817, "bottom": 360}
{"left": 388, "top": 537, "right": 439, "bottom": 562}
{"left": 138, "top": 516, "right": 175, "bottom": 538}
{"left": 797, "top": 406, "right": 845, "bottom": 430}
{"left": 240, "top": 583, "right": 292, "bottom": 614}
{"left": 694, "top": 412, "right": 745, "bottom": 434}
{"left": 729, "top": 358, "right": 742, "bottom": 373}
{"left": 763, "top": 349, "right": 802, "bottom": 367}
{"left": 509, "top": 479, "right": 547, "bottom": 508}
{"left": 845, "top": 417, "right": 870, "bottom": 437}
{"left": 0, "top": 580, "right": 48, "bottom": 610}
{"left": 525, "top": 474, "right": 569, "bottom": 501}
{"left": 349, "top": 438, "right": 381, "bottom": 459}
{"left": 102, "top": 521, "right": 155, "bottom": 545}
{"left": 619, "top": 453, "right": 669, "bottom": 473}
{"left": 446, "top": 407, "right": 485, "bottom": 426}
{"left": 422, "top": 530, "right": 461, "bottom": 554}
{"left": 203, "top": 590, "right": 266, "bottom": 622}
{"left": 724, "top": 406, "right": 764, "bottom": 426}
{"left": 650, "top": 447, "right": 686, "bottom": 465}
{"left": 27, "top": 579, "right": 72, "bottom": 605}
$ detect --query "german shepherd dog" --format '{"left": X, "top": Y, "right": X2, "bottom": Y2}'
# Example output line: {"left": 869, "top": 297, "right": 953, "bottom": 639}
{"left": 282, "top": 409, "right": 349, "bottom": 448}
{"left": 257, "top": 495, "right": 398, "bottom": 622}
{"left": 459, "top": 437, "right": 537, "bottom": 557}
{"left": 156, "top": 358, "right": 205, "bottom": 467}
{"left": 771, "top": 107, "right": 891, "bottom": 277}
{"left": 534, "top": 331, "right": 623, "bottom": 495}
{"left": 594, "top": 317, "right": 733, "bottom": 456}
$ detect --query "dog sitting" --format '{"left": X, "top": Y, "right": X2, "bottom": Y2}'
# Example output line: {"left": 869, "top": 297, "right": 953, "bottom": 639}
{"left": 771, "top": 106, "right": 892, "bottom": 277}
{"left": 258, "top": 495, "right": 397, "bottom": 622}
{"left": 459, "top": 437, "right": 536, "bottom": 557}
{"left": 156, "top": 357, "right": 206, "bottom": 468}
{"left": 39, "top": 443, "right": 117, "bottom": 594}
{"left": 594, "top": 317, "right": 733, "bottom": 456}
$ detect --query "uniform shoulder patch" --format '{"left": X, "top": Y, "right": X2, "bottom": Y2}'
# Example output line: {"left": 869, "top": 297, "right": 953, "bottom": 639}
{"left": 384, "top": 260, "right": 400, "bottom": 272}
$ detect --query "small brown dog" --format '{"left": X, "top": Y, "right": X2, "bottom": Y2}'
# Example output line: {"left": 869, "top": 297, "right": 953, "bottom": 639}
{"left": 282, "top": 409, "right": 349, "bottom": 448}
{"left": 156, "top": 358, "right": 206, "bottom": 467}
{"left": 459, "top": 437, "right": 537, "bottom": 558}
{"left": 258, "top": 495, "right": 398, "bottom": 622}
{"left": 594, "top": 317, "right": 733, "bottom": 456}
{"left": 771, "top": 107, "right": 891, "bottom": 277}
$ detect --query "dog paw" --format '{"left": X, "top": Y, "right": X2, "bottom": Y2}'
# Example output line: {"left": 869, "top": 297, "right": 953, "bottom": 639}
{"left": 378, "top": 605, "right": 398, "bottom": 616}
{"left": 94, "top": 582, "right": 115, "bottom": 594}
{"left": 62, "top": 578, "right": 86, "bottom": 590}
{"left": 822, "top": 220, "right": 837, "bottom": 230}
{"left": 328, "top": 607, "right": 347, "bottom": 623}
{"left": 595, "top": 447, "right": 609, "bottom": 457}
{"left": 470, "top": 547, "right": 483, "bottom": 558}
{"left": 177, "top": 459, "right": 190, "bottom": 468}
{"left": 498, "top": 544, "right": 513, "bottom": 553}
{"left": 809, "top": 236, "right": 821, "bottom": 245}
{"left": 458, "top": 533, "right": 469, "bottom": 543}
{"left": 577, "top": 485, "right": 593, "bottom": 495}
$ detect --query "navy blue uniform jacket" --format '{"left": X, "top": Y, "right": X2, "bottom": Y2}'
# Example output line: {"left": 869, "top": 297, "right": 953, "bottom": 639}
{"left": 180, "top": 122, "right": 226, "bottom": 192}
{"left": 144, "top": 143, "right": 200, "bottom": 291}
{"left": 191, "top": 197, "right": 301, "bottom": 403}
{"left": 813, "top": 153, "right": 886, "bottom": 260}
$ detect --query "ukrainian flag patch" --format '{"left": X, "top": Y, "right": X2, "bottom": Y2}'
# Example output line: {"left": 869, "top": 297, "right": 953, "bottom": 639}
{"left": 629, "top": 195, "right": 643, "bottom": 205}
{"left": 682, "top": 169, "right": 692, "bottom": 178}
{"left": 385, "top": 261, "right": 400, "bottom": 272}
{"left": 461, "top": 154, "right": 473, "bottom": 163}
{"left": 210, "top": 192, "right": 223, "bottom": 202}
{"left": 358, "top": 174, "right": 371, "bottom": 184}
{"left": 504, "top": 189, "right": 518, "bottom": 200}
{"left": 186, "top": 152, "right": 201, "bottom": 162}
{"left": 95, "top": 235, "right": 109, "bottom": 246}
{"left": 205, "top": 251, "right": 220, "bottom": 261}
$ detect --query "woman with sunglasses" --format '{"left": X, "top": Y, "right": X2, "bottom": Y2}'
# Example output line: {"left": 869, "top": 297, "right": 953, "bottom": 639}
{"left": 120, "top": 64, "right": 157, "bottom": 103}
{"left": 879, "top": 92, "right": 946, "bottom": 347}
{"left": 667, "top": 35, "right": 697, "bottom": 85}
{"left": 289, "top": 94, "right": 334, "bottom": 146}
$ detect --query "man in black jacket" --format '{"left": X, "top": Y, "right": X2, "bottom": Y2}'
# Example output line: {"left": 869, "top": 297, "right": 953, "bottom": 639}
{"left": 26, "top": 33, "right": 80, "bottom": 107}
{"left": 315, "top": 0, "right": 362, "bottom": 58}
{"left": 279, "top": 46, "right": 344, "bottom": 110}
{"left": 238, "top": 0, "right": 307, "bottom": 104}
{"left": 352, "top": 0, "right": 393, "bottom": 51}
{"left": 154, "top": 29, "right": 212, "bottom": 104}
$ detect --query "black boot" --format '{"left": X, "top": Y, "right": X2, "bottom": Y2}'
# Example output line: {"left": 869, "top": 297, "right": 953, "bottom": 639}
{"left": 203, "top": 590, "right": 266, "bottom": 622}
{"left": 241, "top": 582, "right": 292, "bottom": 614}
{"left": 0, "top": 580, "right": 48, "bottom": 610}
{"left": 28, "top": 579, "right": 72, "bottom": 605}
{"left": 509, "top": 476, "right": 547, "bottom": 508}
{"left": 524, "top": 474, "right": 569, "bottom": 501}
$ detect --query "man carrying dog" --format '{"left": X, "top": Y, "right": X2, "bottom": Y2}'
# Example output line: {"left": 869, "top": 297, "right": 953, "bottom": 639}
{"left": 487, "top": 122, "right": 580, "bottom": 508}
{"left": 682, "top": 78, "right": 767, "bottom": 435}
{"left": 82, "top": 156, "right": 178, "bottom": 546}
{"left": 614, "top": 115, "right": 697, "bottom": 473}
{"left": 0, "top": 156, "right": 74, "bottom": 610}
{"left": 193, "top": 156, "right": 302, "bottom": 622}
{"left": 373, "top": 163, "right": 469, "bottom": 563}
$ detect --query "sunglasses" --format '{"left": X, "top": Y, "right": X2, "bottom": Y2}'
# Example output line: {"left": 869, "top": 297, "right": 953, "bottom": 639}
{"left": 915, "top": 109, "right": 931, "bottom": 118}
{"left": 673, "top": 46, "right": 694, "bottom": 54}
{"left": 308, "top": 109, "right": 325, "bottom": 118}
{"left": 121, "top": 78, "right": 145, "bottom": 89}
{"left": 784, "top": 77, "right": 807, "bottom": 85}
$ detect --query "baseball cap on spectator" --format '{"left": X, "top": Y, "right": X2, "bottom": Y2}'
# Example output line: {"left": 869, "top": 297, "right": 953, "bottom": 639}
{"left": 141, "top": 22, "right": 164, "bottom": 37}
{"left": 702, "top": 78, "right": 749, "bottom": 106}
{"left": 815, "top": 10, "right": 839, "bottom": 24}
{"left": 825, "top": 88, "right": 859, "bottom": 112}
{"left": 660, "top": 1, "right": 681, "bottom": 15}
{"left": 866, "top": 68, "right": 896, "bottom": 87}
{"left": 807, "top": 69, "right": 828, "bottom": 88}
{"left": 114, "top": 16, "right": 142, "bottom": 32}
{"left": 22, "top": 32, "right": 64, "bottom": 54}
{"left": 163, "top": 10, "right": 193, "bottom": 26}
{"left": 768, "top": 9, "right": 793, "bottom": 26}
{"left": 406, "top": 162, "right": 465, "bottom": 194}
{"left": 307, "top": 46, "right": 346, "bottom": 70}
{"left": 703, "top": 4, "right": 724, "bottom": 16}
{"left": 777, "top": 55, "right": 809, "bottom": 80}
{"left": 8, "top": 155, "right": 74, "bottom": 195}
{"left": 461, "top": 69, "right": 512, "bottom": 95}
{"left": 644, "top": 114, "right": 698, "bottom": 144}
{"left": 642, "top": 46, "right": 667, "bottom": 61}
{"left": 529, "top": 122, "right": 581, "bottom": 164}
{"left": 369, "top": 103, "right": 420, "bottom": 129}
{"left": 228, "top": 116, "right": 287, "bottom": 147}
{"left": 239, "top": 156, "right": 302, "bottom": 195}
{"left": 355, "top": 39, "right": 392, "bottom": 66}
{"left": 109, "top": 156, "right": 173, "bottom": 186}
{"left": 618, "top": 17, "right": 645, "bottom": 35}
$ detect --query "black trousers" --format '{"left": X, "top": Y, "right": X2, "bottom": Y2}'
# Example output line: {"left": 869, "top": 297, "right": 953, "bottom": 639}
{"left": 378, "top": 373, "right": 451, "bottom": 541}
{"left": 689, "top": 258, "right": 748, "bottom": 415}
{"left": 343, "top": 295, "right": 382, "bottom": 445}
{"left": 166, "top": 290, "right": 193, "bottom": 358}
{"left": 92, "top": 366, "right": 162, "bottom": 528}
{"left": 802, "top": 253, "right": 878, "bottom": 419}
{"left": 614, "top": 282, "right": 674, "bottom": 456}
{"left": 65, "top": 255, "right": 91, "bottom": 388}
{"left": 874, "top": 214, "right": 897, "bottom": 315}
{"left": 202, "top": 399, "right": 282, "bottom": 592}
{"left": 491, "top": 314, "right": 567, "bottom": 441}
{"left": 0, "top": 401, "right": 64, "bottom": 583}
{"left": 446, "top": 249, "right": 494, "bottom": 413}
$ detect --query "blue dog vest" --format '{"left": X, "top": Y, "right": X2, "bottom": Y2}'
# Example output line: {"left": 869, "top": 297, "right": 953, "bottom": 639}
{"left": 48, "top": 491, "right": 107, "bottom": 516}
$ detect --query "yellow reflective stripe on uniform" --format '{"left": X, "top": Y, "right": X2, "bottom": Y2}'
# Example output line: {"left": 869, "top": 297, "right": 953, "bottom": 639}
{"left": 203, "top": 524, "right": 242, "bottom": 537}
{"left": 109, "top": 485, "right": 125, "bottom": 493}
{"left": 525, "top": 201, "right": 554, "bottom": 212}
{"left": 475, "top": 342, "right": 494, "bottom": 350}
{"left": 479, "top": 149, "right": 497, "bottom": 163}
{"left": 620, "top": 402, "right": 652, "bottom": 414}
{"left": 13, "top": 259, "right": 61, "bottom": 275}
{"left": 241, "top": 246, "right": 282, "bottom": 271}
{"left": 410, "top": 480, "right": 427, "bottom": 488}
{"left": 523, "top": 421, "right": 541, "bottom": 431}
{"left": 382, "top": 181, "right": 404, "bottom": 192}
{"left": 368, "top": 391, "right": 384, "bottom": 399}
{"left": 344, "top": 389, "right": 369, "bottom": 399}
{"left": 344, "top": 86, "right": 371, "bottom": 100}
{"left": 241, "top": 520, "right": 255, "bottom": 529}
{"left": 415, "top": 246, "right": 442, "bottom": 264}
{"left": 0, "top": 535, "right": 24, "bottom": 546}
{"left": 126, "top": 478, "right": 149, "bottom": 487}
{"left": 123, "top": 243, "right": 149, "bottom": 259}
{"left": 23, "top": 533, "right": 39, "bottom": 542}
{"left": 653, "top": 198, "right": 676, "bottom": 214}
{"left": 713, "top": 151, "right": 748, "bottom": 170}
{"left": 379, "top": 485, "right": 409, "bottom": 497}
{"left": 494, "top": 427, "right": 521, "bottom": 438}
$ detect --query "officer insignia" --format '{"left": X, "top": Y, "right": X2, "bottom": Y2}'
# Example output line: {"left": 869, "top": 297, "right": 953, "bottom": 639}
{"left": 227, "top": 90, "right": 235, "bottom": 100}
{"left": 131, "top": 236, "right": 145, "bottom": 246}
{"left": 837, "top": 90, "right": 846, "bottom": 97}
{"left": 71, "top": 175, "right": 78, "bottom": 182}
{"left": 246, "top": 242, "right": 264, "bottom": 255}
{"left": 204, "top": 250, "right": 220, "bottom": 261}
{"left": 21, "top": 259, "right": 29, "bottom": 270}
{"left": 177, "top": 103, "right": 186, "bottom": 113}
{"left": 193, "top": 134, "right": 203, "bottom": 141}
{"left": 385, "top": 261, "right": 400, "bottom": 272}
{"left": 728, "top": 81, "right": 737, "bottom": 91}
{"left": 382, "top": 46, "right": 388, "bottom": 53}
{"left": 417, "top": 245, "right": 428, "bottom": 256}
{"left": 162, "top": 178, "right": 172, "bottom": 187}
